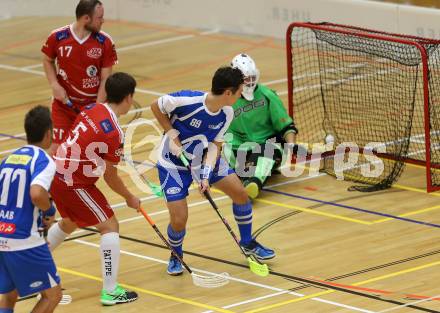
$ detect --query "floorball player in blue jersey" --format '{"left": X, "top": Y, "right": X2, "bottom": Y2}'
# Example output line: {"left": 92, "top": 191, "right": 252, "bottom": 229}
{"left": 0, "top": 106, "right": 62, "bottom": 313}
{"left": 151, "top": 66, "right": 276, "bottom": 275}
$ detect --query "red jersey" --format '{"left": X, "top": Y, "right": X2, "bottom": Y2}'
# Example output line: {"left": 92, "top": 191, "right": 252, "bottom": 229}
{"left": 54, "top": 102, "right": 124, "bottom": 187}
{"left": 42, "top": 24, "right": 118, "bottom": 107}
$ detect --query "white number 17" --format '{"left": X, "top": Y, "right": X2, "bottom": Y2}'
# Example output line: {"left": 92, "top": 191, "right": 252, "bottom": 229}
{"left": 58, "top": 45, "right": 72, "bottom": 57}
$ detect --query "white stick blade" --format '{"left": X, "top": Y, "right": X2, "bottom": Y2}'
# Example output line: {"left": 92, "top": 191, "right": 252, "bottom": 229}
{"left": 191, "top": 272, "right": 230, "bottom": 288}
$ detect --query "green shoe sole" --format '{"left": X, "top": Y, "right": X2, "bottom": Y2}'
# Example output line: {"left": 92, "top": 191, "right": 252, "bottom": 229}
{"left": 245, "top": 181, "right": 260, "bottom": 199}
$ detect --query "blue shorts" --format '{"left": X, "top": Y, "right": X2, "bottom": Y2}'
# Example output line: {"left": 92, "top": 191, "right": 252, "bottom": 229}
{"left": 158, "top": 157, "right": 234, "bottom": 202}
{"left": 0, "top": 244, "right": 60, "bottom": 297}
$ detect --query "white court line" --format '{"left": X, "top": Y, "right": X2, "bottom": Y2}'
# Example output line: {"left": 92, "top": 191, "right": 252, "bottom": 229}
{"left": 200, "top": 290, "right": 291, "bottom": 312}
{"left": 200, "top": 291, "right": 293, "bottom": 313}
{"left": 118, "top": 29, "right": 219, "bottom": 52}
{"left": 200, "top": 29, "right": 221, "bottom": 35}
{"left": 376, "top": 294, "right": 440, "bottom": 313}
{"left": 0, "top": 62, "right": 292, "bottom": 147}
{"left": 0, "top": 63, "right": 45, "bottom": 76}
{"left": 0, "top": 148, "right": 19, "bottom": 155}
{"left": 112, "top": 194, "right": 159, "bottom": 209}
{"left": 71, "top": 239, "right": 374, "bottom": 313}
{"left": 118, "top": 34, "right": 195, "bottom": 52}
{"left": 264, "top": 78, "right": 287, "bottom": 86}
{"left": 69, "top": 208, "right": 168, "bottom": 236}
{"left": 200, "top": 290, "right": 376, "bottom": 313}
{"left": 0, "top": 59, "right": 291, "bottom": 129}
{"left": 134, "top": 75, "right": 288, "bottom": 96}
{"left": 0, "top": 108, "right": 152, "bottom": 146}
{"left": 21, "top": 63, "right": 43, "bottom": 70}
{"left": 0, "top": 63, "right": 166, "bottom": 97}
{"left": 135, "top": 88, "right": 164, "bottom": 97}
{"left": 0, "top": 133, "right": 25, "bottom": 141}
{"left": 3, "top": 61, "right": 285, "bottom": 98}
{"left": 120, "top": 118, "right": 156, "bottom": 128}
{"left": 126, "top": 106, "right": 152, "bottom": 114}
{"left": 0, "top": 63, "right": 165, "bottom": 97}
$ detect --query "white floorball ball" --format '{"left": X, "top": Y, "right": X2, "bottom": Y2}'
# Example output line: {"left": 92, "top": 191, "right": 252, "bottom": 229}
{"left": 325, "top": 134, "right": 335, "bottom": 144}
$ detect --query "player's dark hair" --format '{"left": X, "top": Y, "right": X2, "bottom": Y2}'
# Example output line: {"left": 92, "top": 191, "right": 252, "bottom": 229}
{"left": 105, "top": 72, "right": 137, "bottom": 104}
{"left": 76, "top": 0, "right": 102, "bottom": 19}
{"left": 25, "top": 106, "right": 52, "bottom": 144}
{"left": 211, "top": 66, "right": 244, "bottom": 96}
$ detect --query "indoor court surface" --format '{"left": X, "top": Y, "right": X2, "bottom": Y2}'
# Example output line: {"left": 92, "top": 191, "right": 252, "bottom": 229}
{"left": 1, "top": 16, "right": 440, "bottom": 313}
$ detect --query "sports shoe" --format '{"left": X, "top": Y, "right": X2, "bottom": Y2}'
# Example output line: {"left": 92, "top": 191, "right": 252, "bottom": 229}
{"left": 241, "top": 239, "right": 275, "bottom": 260}
{"left": 100, "top": 284, "right": 138, "bottom": 305}
{"left": 167, "top": 255, "right": 183, "bottom": 276}
{"left": 244, "top": 178, "right": 262, "bottom": 199}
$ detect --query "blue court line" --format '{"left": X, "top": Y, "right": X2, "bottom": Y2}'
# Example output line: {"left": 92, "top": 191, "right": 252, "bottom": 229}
{"left": 0, "top": 133, "right": 26, "bottom": 141}
{"left": 263, "top": 188, "right": 440, "bottom": 229}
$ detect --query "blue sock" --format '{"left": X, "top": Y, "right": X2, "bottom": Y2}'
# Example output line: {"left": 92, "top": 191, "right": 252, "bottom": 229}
{"left": 0, "top": 308, "right": 13, "bottom": 313}
{"left": 167, "top": 224, "right": 186, "bottom": 257}
{"left": 233, "top": 201, "right": 253, "bottom": 245}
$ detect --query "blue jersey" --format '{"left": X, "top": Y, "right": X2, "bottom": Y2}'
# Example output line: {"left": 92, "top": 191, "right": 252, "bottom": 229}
{"left": 0, "top": 145, "right": 55, "bottom": 251}
{"left": 157, "top": 90, "right": 233, "bottom": 169}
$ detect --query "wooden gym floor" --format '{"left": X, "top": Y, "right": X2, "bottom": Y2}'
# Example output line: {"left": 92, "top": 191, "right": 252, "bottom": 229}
{"left": 1, "top": 16, "right": 440, "bottom": 313}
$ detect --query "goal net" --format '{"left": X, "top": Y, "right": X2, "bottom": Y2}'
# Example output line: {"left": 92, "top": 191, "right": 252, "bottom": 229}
{"left": 287, "top": 22, "right": 440, "bottom": 192}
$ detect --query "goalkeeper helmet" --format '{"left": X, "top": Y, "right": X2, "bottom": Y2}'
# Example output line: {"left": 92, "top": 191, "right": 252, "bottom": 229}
{"left": 231, "top": 53, "right": 260, "bottom": 101}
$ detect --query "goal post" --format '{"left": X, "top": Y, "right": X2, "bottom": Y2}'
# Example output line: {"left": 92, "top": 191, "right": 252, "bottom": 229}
{"left": 286, "top": 22, "right": 440, "bottom": 192}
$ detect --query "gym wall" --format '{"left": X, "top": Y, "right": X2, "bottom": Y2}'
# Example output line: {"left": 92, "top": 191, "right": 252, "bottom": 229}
{"left": 1, "top": 0, "right": 440, "bottom": 39}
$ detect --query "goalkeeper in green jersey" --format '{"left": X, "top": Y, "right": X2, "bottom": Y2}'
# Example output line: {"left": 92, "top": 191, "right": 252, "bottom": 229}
{"left": 225, "top": 53, "right": 298, "bottom": 199}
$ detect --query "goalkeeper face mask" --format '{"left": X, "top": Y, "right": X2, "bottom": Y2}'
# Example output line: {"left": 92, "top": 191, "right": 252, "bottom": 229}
{"left": 231, "top": 53, "right": 260, "bottom": 101}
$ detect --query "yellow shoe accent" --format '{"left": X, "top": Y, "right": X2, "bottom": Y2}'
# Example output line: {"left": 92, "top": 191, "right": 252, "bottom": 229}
{"left": 245, "top": 182, "right": 260, "bottom": 199}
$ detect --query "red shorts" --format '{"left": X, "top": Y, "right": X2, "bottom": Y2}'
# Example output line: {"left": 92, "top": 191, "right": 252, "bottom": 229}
{"left": 50, "top": 175, "right": 114, "bottom": 227}
{"left": 51, "top": 99, "right": 79, "bottom": 144}
{"left": 52, "top": 98, "right": 95, "bottom": 144}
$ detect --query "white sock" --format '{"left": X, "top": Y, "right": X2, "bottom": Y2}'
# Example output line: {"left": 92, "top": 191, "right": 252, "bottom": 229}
{"left": 100, "top": 232, "right": 120, "bottom": 293}
{"left": 47, "top": 222, "right": 68, "bottom": 252}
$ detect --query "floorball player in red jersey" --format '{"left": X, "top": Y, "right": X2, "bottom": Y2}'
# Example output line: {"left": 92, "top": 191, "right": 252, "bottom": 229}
{"left": 42, "top": 0, "right": 118, "bottom": 155}
{"left": 48, "top": 72, "right": 139, "bottom": 306}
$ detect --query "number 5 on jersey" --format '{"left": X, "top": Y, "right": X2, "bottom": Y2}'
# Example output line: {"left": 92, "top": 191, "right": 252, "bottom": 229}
{"left": 66, "top": 122, "right": 87, "bottom": 145}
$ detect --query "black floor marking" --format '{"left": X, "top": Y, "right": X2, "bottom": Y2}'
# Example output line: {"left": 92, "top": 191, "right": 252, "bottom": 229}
{"left": 80, "top": 226, "right": 439, "bottom": 312}
{"left": 250, "top": 185, "right": 440, "bottom": 304}
{"left": 326, "top": 249, "right": 440, "bottom": 282}
{"left": 287, "top": 249, "right": 440, "bottom": 304}
{"left": 17, "top": 294, "right": 38, "bottom": 302}
{"left": 18, "top": 289, "right": 66, "bottom": 302}
{"left": 64, "top": 232, "right": 97, "bottom": 242}
{"left": 252, "top": 211, "right": 301, "bottom": 239}
{"left": 252, "top": 208, "right": 440, "bottom": 295}
{"left": 284, "top": 277, "right": 328, "bottom": 292}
